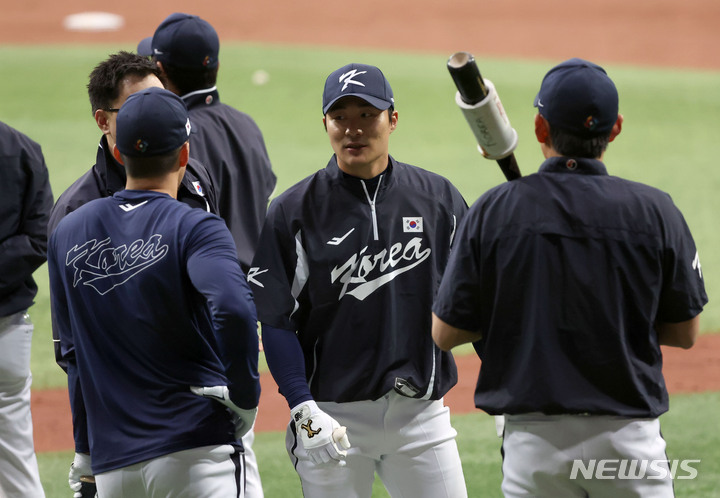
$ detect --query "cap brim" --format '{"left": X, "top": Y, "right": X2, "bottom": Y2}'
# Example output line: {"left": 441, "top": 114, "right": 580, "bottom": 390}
{"left": 323, "top": 94, "right": 393, "bottom": 115}
{"left": 137, "top": 36, "right": 153, "bottom": 56}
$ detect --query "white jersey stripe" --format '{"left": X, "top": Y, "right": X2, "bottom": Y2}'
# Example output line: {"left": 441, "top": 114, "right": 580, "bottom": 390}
{"left": 289, "top": 229, "right": 310, "bottom": 320}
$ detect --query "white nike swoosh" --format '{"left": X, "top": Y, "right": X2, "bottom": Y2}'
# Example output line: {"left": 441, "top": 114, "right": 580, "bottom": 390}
{"left": 119, "top": 200, "right": 149, "bottom": 212}
{"left": 327, "top": 228, "right": 355, "bottom": 246}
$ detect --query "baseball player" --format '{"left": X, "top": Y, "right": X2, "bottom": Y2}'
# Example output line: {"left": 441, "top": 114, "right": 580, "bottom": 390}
{"left": 48, "top": 87, "right": 260, "bottom": 497}
{"left": 46, "top": 58, "right": 221, "bottom": 483}
{"left": 48, "top": 51, "right": 217, "bottom": 238}
{"left": 249, "top": 63, "right": 469, "bottom": 497}
{"left": 432, "top": 58, "right": 708, "bottom": 497}
{"left": 138, "top": 13, "right": 276, "bottom": 273}
{"left": 138, "top": 18, "right": 275, "bottom": 492}
{"left": 0, "top": 120, "right": 53, "bottom": 497}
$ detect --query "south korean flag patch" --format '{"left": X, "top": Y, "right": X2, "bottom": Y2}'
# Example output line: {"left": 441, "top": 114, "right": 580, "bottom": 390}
{"left": 191, "top": 181, "right": 205, "bottom": 197}
{"left": 403, "top": 217, "right": 423, "bottom": 233}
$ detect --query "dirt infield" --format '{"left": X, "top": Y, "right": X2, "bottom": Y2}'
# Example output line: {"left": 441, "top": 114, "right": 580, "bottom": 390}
{"left": 7, "top": 0, "right": 718, "bottom": 453}
{"left": 2, "top": 0, "right": 719, "bottom": 70}
{"left": 32, "top": 336, "right": 720, "bottom": 452}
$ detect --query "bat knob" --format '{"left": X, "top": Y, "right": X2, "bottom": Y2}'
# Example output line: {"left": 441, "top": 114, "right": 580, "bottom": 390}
{"left": 332, "top": 426, "right": 351, "bottom": 450}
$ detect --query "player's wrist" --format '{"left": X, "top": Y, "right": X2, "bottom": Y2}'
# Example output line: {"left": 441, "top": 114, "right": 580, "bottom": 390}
{"left": 69, "top": 452, "right": 92, "bottom": 477}
{"left": 291, "top": 400, "right": 320, "bottom": 425}
{"left": 291, "top": 399, "right": 318, "bottom": 416}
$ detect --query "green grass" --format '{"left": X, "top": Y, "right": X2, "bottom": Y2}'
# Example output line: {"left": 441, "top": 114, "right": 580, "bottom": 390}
{"left": 37, "top": 393, "right": 720, "bottom": 497}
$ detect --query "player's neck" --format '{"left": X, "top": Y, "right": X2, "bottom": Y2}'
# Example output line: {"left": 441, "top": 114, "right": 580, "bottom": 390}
{"left": 126, "top": 174, "right": 181, "bottom": 199}
{"left": 337, "top": 155, "right": 389, "bottom": 180}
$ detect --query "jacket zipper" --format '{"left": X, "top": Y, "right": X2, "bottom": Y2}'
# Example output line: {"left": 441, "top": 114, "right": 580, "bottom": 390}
{"left": 361, "top": 175, "right": 384, "bottom": 241}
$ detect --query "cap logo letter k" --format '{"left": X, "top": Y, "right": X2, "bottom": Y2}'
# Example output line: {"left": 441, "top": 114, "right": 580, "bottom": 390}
{"left": 339, "top": 69, "right": 367, "bottom": 91}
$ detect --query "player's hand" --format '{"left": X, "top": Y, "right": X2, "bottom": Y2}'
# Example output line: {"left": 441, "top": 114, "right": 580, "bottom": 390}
{"left": 291, "top": 400, "right": 351, "bottom": 466}
{"left": 228, "top": 406, "right": 258, "bottom": 440}
{"left": 190, "top": 385, "right": 258, "bottom": 439}
{"left": 68, "top": 452, "right": 97, "bottom": 498}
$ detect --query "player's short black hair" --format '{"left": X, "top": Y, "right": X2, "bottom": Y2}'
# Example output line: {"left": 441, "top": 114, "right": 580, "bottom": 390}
{"left": 121, "top": 147, "right": 183, "bottom": 179}
{"left": 160, "top": 63, "right": 218, "bottom": 95}
{"left": 548, "top": 125, "right": 611, "bottom": 159}
{"left": 87, "top": 51, "right": 160, "bottom": 115}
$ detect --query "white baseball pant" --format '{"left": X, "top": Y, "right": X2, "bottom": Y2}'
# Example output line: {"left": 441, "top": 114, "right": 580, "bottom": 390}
{"left": 502, "top": 413, "right": 675, "bottom": 497}
{"left": 0, "top": 311, "right": 45, "bottom": 498}
{"left": 286, "top": 391, "right": 468, "bottom": 498}
{"left": 241, "top": 427, "right": 264, "bottom": 497}
{"left": 96, "top": 444, "right": 245, "bottom": 497}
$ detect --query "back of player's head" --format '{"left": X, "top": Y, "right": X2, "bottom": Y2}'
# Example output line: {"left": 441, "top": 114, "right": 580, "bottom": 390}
{"left": 87, "top": 51, "right": 159, "bottom": 114}
{"left": 534, "top": 58, "right": 618, "bottom": 139}
{"left": 322, "top": 63, "right": 395, "bottom": 115}
{"left": 137, "top": 13, "right": 219, "bottom": 94}
{"left": 115, "top": 87, "right": 191, "bottom": 177}
{"left": 138, "top": 13, "right": 219, "bottom": 70}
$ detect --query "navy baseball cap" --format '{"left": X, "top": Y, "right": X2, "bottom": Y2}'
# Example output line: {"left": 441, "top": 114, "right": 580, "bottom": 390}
{"left": 137, "top": 13, "right": 219, "bottom": 70}
{"left": 322, "top": 63, "right": 394, "bottom": 114}
{"left": 534, "top": 58, "right": 618, "bottom": 137}
{"left": 116, "top": 87, "right": 191, "bottom": 157}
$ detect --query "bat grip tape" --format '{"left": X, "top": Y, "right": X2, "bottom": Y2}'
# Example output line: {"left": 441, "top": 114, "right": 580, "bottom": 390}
{"left": 455, "top": 78, "right": 518, "bottom": 160}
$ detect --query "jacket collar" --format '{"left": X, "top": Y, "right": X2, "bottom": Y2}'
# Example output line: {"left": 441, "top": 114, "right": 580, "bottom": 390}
{"left": 181, "top": 87, "right": 220, "bottom": 109}
{"left": 325, "top": 154, "right": 396, "bottom": 189}
{"left": 539, "top": 156, "right": 608, "bottom": 176}
{"left": 94, "top": 135, "right": 206, "bottom": 206}
{"left": 324, "top": 154, "right": 396, "bottom": 203}
{"left": 94, "top": 135, "right": 127, "bottom": 195}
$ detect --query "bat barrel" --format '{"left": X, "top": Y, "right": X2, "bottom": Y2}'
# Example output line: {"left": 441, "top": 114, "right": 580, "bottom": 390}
{"left": 447, "top": 52, "right": 488, "bottom": 105}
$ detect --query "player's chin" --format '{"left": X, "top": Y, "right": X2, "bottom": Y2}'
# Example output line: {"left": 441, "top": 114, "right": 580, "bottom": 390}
{"left": 343, "top": 145, "right": 367, "bottom": 158}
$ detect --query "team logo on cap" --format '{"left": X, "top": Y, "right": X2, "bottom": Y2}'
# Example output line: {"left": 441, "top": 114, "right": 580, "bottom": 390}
{"left": 339, "top": 69, "right": 367, "bottom": 91}
{"left": 202, "top": 55, "right": 213, "bottom": 67}
{"left": 135, "top": 139, "right": 149, "bottom": 153}
{"left": 584, "top": 115, "right": 598, "bottom": 131}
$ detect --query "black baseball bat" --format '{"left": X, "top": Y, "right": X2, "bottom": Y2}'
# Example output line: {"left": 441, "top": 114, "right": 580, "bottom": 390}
{"left": 80, "top": 477, "right": 97, "bottom": 498}
{"left": 447, "top": 52, "right": 522, "bottom": 181}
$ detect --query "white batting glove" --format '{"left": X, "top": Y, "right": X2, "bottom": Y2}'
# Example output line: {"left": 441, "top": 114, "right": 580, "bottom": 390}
{"left": 190, "top": 385, "right": 258, "bottom": 439}
{"left": 291, "top": 400, "right": 351, "bottom": 466}
{"left": 68, "top": 452, "right": 97, "bottom": 498}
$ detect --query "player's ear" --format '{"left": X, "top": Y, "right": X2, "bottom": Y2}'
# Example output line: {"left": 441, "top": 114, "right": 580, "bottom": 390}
{"left": 389, "top": 109, "right": 398, "bottom": 133}
{"left": 112, "top": 144, "right": 124, "bottom": 165}
{"left": 322, "top": 115, "right": 328, "bottom": 132}
{"left": 95, "top": 109, "right": 111, "bottom": 134}
{"left": 534, "top": 114, "right": 550, "bottom": 143}
{"left": 179, "top": 142, "right": 190, "bottom": 167}
{"left": 608, "top": 114, "right": 623, "bottom": 142}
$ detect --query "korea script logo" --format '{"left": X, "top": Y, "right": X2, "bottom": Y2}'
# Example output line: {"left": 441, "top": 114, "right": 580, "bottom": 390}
{"left": 331, "top": 237, "right": 431, "bottom": 301}
{"left": 65, "top": 235, "right": 169, "bottom": 295}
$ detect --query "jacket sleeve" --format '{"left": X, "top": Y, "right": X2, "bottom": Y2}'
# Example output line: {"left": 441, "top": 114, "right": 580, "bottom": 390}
{"left": 247, "top": 199, "right": 304, "bottom": 331}
{"left": 48, "top": 235, "right": 90, "bottom": 452}
{"left": 656, "top": 197, "right": 708, "bottom": 322}
{"left": 261, "top": 324, "right": 312, "bottom": 409}
{"left": 186, "top": 215, "right": 261, "bottom": 409}
{"left": 0, "top": 137, "right": 53, "bottom": 295}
